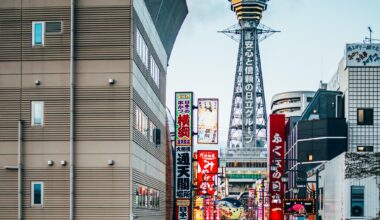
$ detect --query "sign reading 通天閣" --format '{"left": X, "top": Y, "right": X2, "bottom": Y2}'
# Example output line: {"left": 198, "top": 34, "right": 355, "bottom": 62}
{"left": 197, "top": 99, "right": 219, "bottom": 144}
{"left": 346, "top": 43, "right": 380, "bottom": 67}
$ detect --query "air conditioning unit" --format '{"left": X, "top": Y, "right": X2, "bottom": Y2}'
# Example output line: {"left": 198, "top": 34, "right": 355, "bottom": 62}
{"left": 351, "top": 204, "right": 364, "bottom": 217}
{"left": 153, "top": 128, "right": 161, "bottom": 145}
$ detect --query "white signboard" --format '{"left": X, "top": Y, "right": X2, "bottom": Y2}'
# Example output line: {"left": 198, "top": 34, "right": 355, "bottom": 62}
{"left": 346, "top": 43, "right": 380, "bottom": 67}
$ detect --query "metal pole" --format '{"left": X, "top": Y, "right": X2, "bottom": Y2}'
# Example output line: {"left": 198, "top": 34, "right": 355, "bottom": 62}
{"left": 18, "top": 120, "right": 23, "bottom": 220}
{"left": 70, "top": 0, "right": 75, "bottom": 219}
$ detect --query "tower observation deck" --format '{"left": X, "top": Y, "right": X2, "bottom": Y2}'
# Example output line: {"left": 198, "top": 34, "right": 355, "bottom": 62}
{"left": 221, "top": 0, "right": 272, "bottom": 196}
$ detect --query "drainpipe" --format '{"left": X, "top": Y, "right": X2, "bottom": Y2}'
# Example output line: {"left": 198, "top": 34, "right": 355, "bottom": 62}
{"left": 70, "top": 0, "right": 75, "bottom": 219}
{"left": 18, "top": 120, "right": 23, "bottom": 220}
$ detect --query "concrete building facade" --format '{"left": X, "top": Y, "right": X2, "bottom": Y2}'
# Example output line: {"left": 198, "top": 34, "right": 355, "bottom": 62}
{"left": 271, "top": 91, "right": 315, "bottom": 119}
{"left": 0, "top": 0, "right": 187, "bottom": 219}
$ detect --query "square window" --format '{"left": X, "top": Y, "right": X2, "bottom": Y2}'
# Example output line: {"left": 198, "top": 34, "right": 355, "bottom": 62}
{"left": 357, "top": 108, "right": 373, "bottom": 125}
{"left": 45, "top": 21, "right": 62, "bottom": 34}
{"left": 31, "top": 182, "right": 44, "bottom": 207}
{"left": 31, "top": 101, "right": 44, "bottom": 126}
{"left": 32, "top": 22, "right": 45, "bottom": 46}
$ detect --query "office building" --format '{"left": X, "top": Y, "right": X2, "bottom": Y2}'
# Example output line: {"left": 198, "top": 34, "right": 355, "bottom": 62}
{"left": 0, "top": 0, "right": 187, "bottom": 219}
{"left": 271, "top": 91, "right": 315, "bottom": 119}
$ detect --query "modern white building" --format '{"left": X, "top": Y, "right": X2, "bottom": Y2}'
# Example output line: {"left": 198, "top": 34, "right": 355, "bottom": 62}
{"left": 328, "top": 43, "right": 380, "bottom": 152}
{"left": 271, "top": 91, "right": 316, "bottom": 119}
{"left": 308, "top": 152, "right": 380, "bottom": 220}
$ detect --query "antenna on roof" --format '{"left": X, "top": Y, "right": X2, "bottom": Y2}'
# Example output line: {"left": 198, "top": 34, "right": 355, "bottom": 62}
{"left": 368, "top": 26, "right": 373, "bottom": 44}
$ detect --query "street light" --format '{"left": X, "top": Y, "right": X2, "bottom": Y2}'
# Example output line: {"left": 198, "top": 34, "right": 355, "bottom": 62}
{"left": 281, "top": 176, "right": 288, "bottom": 183}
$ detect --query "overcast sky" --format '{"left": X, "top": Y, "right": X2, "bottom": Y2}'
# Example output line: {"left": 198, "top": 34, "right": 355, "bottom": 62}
{"left": 166, "top": 0, "right": 380, "bottom": 150}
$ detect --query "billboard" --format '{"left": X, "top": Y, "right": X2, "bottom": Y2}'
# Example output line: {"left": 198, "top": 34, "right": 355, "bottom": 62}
{"left": 346, "top": 43, "right": 380, "bottom": 67}
{"left": 197, "top": 150, "right": 219, "bottom": 196}
{"left": 176, "top": 146, "right": 192, "bottom": 199}
{"left": 197, "top": 98, "right": 218, "bottom": 144}
{"left": 284, "top": 199, "right": 315, "bottom": 215}
{"left": 268, "top": 114, "right": 286, "bottom": 220}
{"left": 175, "top": 92, "right": 193, "bottom": 146}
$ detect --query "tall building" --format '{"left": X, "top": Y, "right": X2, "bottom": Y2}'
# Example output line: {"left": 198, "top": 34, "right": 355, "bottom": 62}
{"left": 271, "top": 91, "right": 315, "bottom": 119}
{"left": 0, "top": 1, "right": 187, "bottom": 219}
{"left": 328, "top": 43, "right": 380, "bottom": 152}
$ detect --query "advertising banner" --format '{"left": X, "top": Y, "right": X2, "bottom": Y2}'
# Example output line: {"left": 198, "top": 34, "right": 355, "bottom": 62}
{"left": 175, "top": 92, "right": 193, "bottom": 146}
{"left": 204, "top": 197, "right": 214, "bottom": 220}
{"left": 346, "top": 43, "right": 380, "bottom": 67}
{"left": 176, "top": 146, "right": 192, "bottom": 199}
{"left": 197, "top": 150, "right": 219, "bottom": 195}
{"left": 268, "top": 114, "right": 286, "bottom": 220}
{"left": 284, "top": 199, "right": 315, "bottom": 215}
{"left": 197, "top": 98, "right": 218, "bottom": 144}
{"left": 176, "top": 199, "right": 191, "bottom": 220}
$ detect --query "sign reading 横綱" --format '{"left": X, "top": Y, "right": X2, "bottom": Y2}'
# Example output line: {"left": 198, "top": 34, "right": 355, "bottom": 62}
{"left": 176, "top": 92, "right": 193, "bottom": 146}
{"left": 197, "top": 150, "right": 218, "bottom": 196}
{"left": 197, "top": 99, "right": 219, "bottom": 144}
{"left": 268, "top": 114, "right": 285, "bottom": 220}
{"left": 346, "top": 43, "right": 380, "bottom": 67}
{"left": 242, "top": 38, "right": 256, "bottom": 147}
{"left": 175, "top": 92, "right": 193, "bottom": 220}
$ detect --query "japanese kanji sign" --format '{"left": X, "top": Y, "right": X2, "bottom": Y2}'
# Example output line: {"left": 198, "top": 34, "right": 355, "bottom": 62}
{"left": 175, "top": 92, "right": 193, "bottom": 146}
{"left": 197, "top": 98, "right": 218, "bottom": 144}
{"left": 204, "top": 197, "right": 214, "bottom": 220}
{"left": 346, "top": 43, "right": 380, "bottom": 67}
{"left": 176, "top": 199, "right": 190, "bottom": 220}
{"left": 197, "top": 150, "right": 218, "bottom": 195}
{"left": 176, "top": 146, "right": 192, "bottom": 199}
{"left": 268, "top": 114, "right": 285, "bottom": 220}
{"left": 242, "top": 37, "right": 255, "bottom": 147}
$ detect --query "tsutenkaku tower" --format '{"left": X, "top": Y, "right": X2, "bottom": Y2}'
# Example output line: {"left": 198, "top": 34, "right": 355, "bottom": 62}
{"left": 227, "top": 0, "right": 269, "bottom": 154}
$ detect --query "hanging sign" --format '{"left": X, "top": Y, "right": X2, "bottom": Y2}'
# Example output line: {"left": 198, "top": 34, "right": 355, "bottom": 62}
{"left": 197, "top": 150, "right": 218, "bottom": 195}
{"left": 197, "top": 98, "right": 219, "bottom": 144}
{"left": 268, "top": 114, "right": 285, "bottom": 220}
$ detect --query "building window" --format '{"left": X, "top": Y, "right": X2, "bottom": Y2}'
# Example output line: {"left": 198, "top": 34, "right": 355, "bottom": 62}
{"left": 32, "top": 21, "right": 45, "bottom": 46}
{"left": 357, "top": 108, "right": 373, "bottom": 125}
{"left": 150, "top": 56, "right": 160, "bottom": 87}
{"left": 136, "top": 29, "right": 149, "bottom": 67}
{"left": 149, "top": 121, "right": 156, "bottom": 143}
{"left": 351, "top": 186, "right": 364, "bottom": 217}
{"left": 135, "top": 185, "right": 159, "bottom": 209}
{"left": 31, "top": 182, "right": 44, "bottom": 207}
{"left": 135, "top": 105, "right": 148, "bottom": 137}
{"left": 307, "top": 154, "right": 313, "bottom": 161}
{"left": 45, "top": 21, "right": 62, "bottom": 34}
{"left": 357, "top": 146, "right": 374, "bottom": 152}
{"left": 31, "top": 101, "right": 44, "bottom": 126}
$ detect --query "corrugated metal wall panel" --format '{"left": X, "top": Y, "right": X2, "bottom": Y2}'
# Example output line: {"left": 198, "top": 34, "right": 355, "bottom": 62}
{"left": 0, "top": 7, "right": 71, "bottom": 61}
{"left": 75, "top": 168, "right": 130, "bottom": 219}
{"left": 0, "top": 170, "right": 18, "bottom": 220}
{"left": 132, "top": 169, "right": 166, "bottom": 219}
{"left": 75, "top": 7, "right": 131, "bottom": 60}
{"left": 75, "top": 87, "right": 130, "bottom": 141}
{"left": 23, "top": 168, "right": 70, "bottom": 219}
{"left": 0, "top": 88, "right": 20, "bottom": 141}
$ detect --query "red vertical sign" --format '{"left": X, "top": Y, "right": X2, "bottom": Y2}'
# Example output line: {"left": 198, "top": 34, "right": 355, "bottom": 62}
{"left": 197, "top": 150, "right": 218, "bottom": 195}
{"left": 269, "top": 114, "right": 285, "bottom": 220}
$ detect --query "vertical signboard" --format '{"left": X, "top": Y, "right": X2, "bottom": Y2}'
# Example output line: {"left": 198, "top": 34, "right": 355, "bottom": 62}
{"left": 197, "top": 150, "right": 218, "bottom": 195}
{"left": 346, "top": 43, "right": 380, "bottom": 67}
{"left": 175, "top": 92, "right": 193, "bottom": 220}
{"left": 242, "top": 35, "right": 256, "bottom": 147}
{"left": 176, "top": 92, "right": 193, "bottom": 146}
{"left": 204, "top": 197, "right": 214, "bottom": 220}
{"left": 268, "top": 114, "right": 285, "bottom": 220}
{"left": 197, "top": 99, "right": 219, "bottom": 144}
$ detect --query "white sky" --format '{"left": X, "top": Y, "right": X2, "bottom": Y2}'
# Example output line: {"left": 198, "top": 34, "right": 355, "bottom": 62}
{"left": 166, "top": 0, "right": 380, "bottom": 150}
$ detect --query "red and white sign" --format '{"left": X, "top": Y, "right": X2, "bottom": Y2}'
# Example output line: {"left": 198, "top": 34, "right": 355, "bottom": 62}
{"left": 204, "top": 197, "right": 214, "bottom": 220}
{"left": 268, "top": 114, "right": 285, "bottom": 220}
{"left": 197, "top": 150, "right": 218, "bottom": 195}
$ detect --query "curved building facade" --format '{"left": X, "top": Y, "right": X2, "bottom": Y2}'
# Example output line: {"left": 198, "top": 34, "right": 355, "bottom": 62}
{"left": 271, "top": 91, "right": 316, "bottom": 118}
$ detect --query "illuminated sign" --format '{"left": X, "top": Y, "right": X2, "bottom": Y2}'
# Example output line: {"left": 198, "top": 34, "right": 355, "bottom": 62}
{"left": 175, "top": 92, "right": 193, "bottom": 146}
{"left": 346, "top": 43, "right": 380, "bottom": 67}
{"left": 176, "top": 200, "right": 190, "bottom": 220}
{"left": 284, "top": 199, "right": 315, "bottom": 215}
{"left": 197, "top": 98, "right": 218, "bottom": 144}
{"left": 268, "top": 114, "right": 285, "bottom": 220}
{"left": 197, "top": 150, "right": 218, "bottom": 195}
{"left": 205, "top": 197, "right": 214, "bottom": 220}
